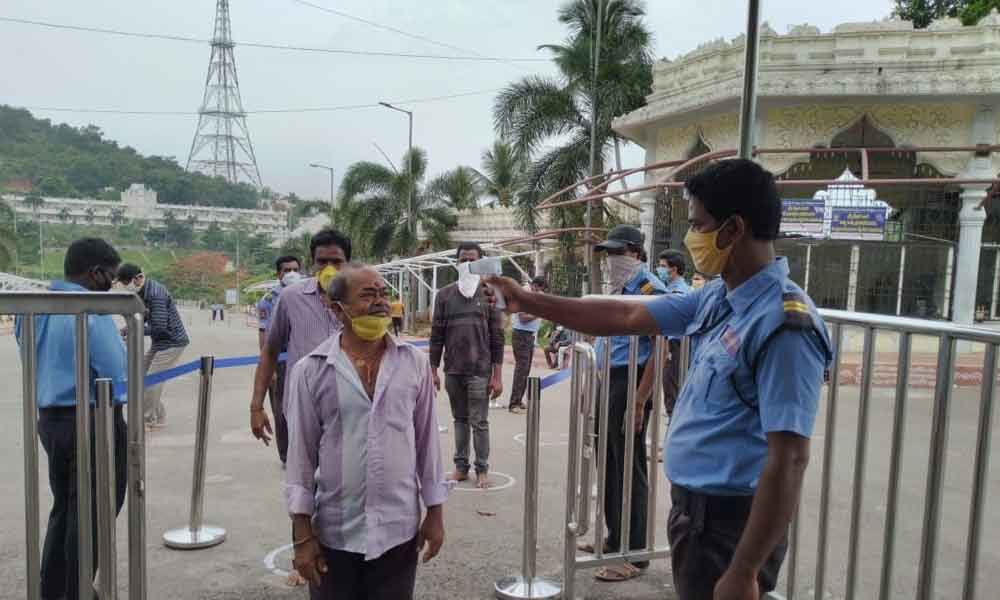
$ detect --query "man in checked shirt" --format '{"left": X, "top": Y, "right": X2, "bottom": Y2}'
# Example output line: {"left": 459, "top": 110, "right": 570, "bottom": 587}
{"left": 285, "top": 265, "right": 447, "bottom": 600}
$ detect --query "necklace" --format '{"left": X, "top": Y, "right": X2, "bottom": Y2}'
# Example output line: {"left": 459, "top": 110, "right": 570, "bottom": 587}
{"left": 343, "top": 340, "right": 386, "bottom": 396}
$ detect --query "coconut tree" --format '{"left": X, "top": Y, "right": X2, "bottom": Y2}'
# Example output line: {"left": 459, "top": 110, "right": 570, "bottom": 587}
{"left": 339, "top": 147, "right": 461, "bottom": 259}
{"left": 474, "top": 140, "right": 527, "bottom": 211}
{"left": 494, "top": 0, "right": 653, "bottom": 244}
{"left": 427, "top": 166, "right": 482, "bottom": 211}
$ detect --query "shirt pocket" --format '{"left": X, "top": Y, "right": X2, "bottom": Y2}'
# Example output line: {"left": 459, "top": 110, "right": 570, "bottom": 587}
{"left": 700, "top": 351, "right": 741, "bottom": 413}
{"left": 381, "top": 381, "right": 418, "bottom": 435}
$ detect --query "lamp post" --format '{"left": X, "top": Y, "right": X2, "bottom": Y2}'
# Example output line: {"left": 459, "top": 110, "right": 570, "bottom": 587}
{"left": 308, "top": 163, "right": 335, "bottom": 208}
{"left": 378, "top": 102, "right": 414, "bottom": 243}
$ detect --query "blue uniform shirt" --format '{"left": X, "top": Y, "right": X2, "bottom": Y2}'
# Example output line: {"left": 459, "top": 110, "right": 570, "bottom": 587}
{"left": 665, "top": 276, "right": 691, "bottom": 296}
{"left": 257, "top": 285, "right": 282, "bottom": 332}
{"left": 646, "top": 258, "right": 832, "bottom": 495}
{"left": 15, "top": 280, "right": 128, "bottom": 408}
{"left": 596, "top": 267, "right": 667, "bottom": 368}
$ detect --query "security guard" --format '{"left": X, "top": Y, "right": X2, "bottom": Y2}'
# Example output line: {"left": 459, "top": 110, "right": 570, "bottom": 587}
{"left": 586, "top": 225, "right": 666, "bottom": 583}
{"left": 484, "top": 159, "right": 831, "bottom": 599}
{"left": 256, "top": 254, "right": 301, "bottom": 465}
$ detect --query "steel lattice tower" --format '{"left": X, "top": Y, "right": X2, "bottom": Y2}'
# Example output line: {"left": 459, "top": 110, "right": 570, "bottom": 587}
{"left": 186, "top": 0, "right": 262, "bottom": 187}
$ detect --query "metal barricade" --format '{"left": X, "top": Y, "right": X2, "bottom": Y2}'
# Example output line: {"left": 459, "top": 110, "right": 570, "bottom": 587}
{"left": 775, "top": 309, "right": 1000, "bottom": 600}
{"left": 8, "top": 291, "right": 148, "bottom": 600}
{"left": 562, "top": 338, "right": 671, "bottom": 599}
{"left": 163, "top": 356, "right": 227, "bottom": 549}
{"left": 495, "top": 377, "right": 561, "bottom": 599}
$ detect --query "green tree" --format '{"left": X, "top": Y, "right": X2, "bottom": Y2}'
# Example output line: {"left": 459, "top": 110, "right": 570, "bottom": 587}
{"left": 58, "top": 207, "right": 70, "bottom": 223}
{"left": 494, "top": 0, "right": 653, "bottom": 284}
{"left": 0, "top": 201, "right": 17, "bottom": 271}
{"left": 427, "top": 166, "right": 482, "bottom": 211}
{"left": 110, "top": 207, "right": 126, "bottom": 226}
{"left": 339, "top": 147, "right": 461, "bottom": 259}
{"left": 474, "top": 140, "right": 527, "bottom": 210}
{"left": 892, "top": 0, "right": 1000, "bottom": 26}
{"left": 201, "top": 222, "right": 226, "bottom": 250}
{"left": 84, "top": 207, "right": 96, "bottom": 224}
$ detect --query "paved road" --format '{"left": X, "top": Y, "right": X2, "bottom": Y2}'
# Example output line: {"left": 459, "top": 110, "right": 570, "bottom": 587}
{"left": 0, "top": 310, "right": 996, "bottom": 599}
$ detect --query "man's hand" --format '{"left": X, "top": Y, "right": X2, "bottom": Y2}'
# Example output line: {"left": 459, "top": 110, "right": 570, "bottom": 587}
{"left": 489, "top": 372, "right": 503, "bottom": 399}
{"left": 431, "top": 369, "right": 441, "bottom": 392}
{"left": 416, "top": 507, "right": 444, "bottom": 563}
{"left": 250, "top": 407, "right": 273, "bottom": 446}
{"left": 633, "top": 400, "right": 647, "bottom": 434}
{"left": 481, "top": 276, "right": 524, "bottom": 313}
{"left": 292, "top": 537, "right": 328, "bottom": 587}
{"left": 714, "top": 565, "right": 759, "bottom": 600}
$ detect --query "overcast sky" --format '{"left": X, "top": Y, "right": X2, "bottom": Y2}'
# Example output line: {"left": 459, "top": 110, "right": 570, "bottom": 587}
{"left": 1, "top": 0, "right": 893, "bottom": 200}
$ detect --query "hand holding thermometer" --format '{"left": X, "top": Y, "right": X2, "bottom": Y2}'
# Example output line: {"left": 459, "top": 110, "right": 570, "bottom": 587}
{"left": 467, "top": 257, "right": 506, "bottom": 309}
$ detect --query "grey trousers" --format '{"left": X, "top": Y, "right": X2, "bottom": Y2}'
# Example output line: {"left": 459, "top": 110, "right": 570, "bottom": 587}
{"left": 143, "top": 345, "right": 186, "bottom": 424}
{"left": 446, "top": 374, "right": 490, "bottom": 475}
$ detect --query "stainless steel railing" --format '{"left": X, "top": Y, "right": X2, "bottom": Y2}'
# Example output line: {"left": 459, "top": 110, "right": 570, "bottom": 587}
{"left": 7, "top": 291, "right": 147, "bottom": 600}
{"left": 558, "top": 297, "right": 997, "bottom": 599}
{"left": 562, "top": 338, "right": 672, "bottom": 599}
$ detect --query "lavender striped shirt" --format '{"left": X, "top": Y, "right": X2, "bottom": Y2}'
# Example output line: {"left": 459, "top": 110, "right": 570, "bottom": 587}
{"left": 265, "top": 276, "right": 342, "bottom": 399}
{"left": 285, "top": 333, "right": 449, "bottom": 560}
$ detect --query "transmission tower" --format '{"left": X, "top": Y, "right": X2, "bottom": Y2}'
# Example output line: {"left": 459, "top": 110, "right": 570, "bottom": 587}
{"left": 186, "top": 0, "right": 263, "bottom": 187}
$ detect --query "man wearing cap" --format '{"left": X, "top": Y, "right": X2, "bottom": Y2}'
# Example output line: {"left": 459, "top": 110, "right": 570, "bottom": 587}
{"left": 584, "top": 224, "right": 667, "bottom": 582}
{"left": 250, "top": 228, "right": 350, "bottom": 587}
{"left": 507, "top": 276, "right": 547, "bottom": 413}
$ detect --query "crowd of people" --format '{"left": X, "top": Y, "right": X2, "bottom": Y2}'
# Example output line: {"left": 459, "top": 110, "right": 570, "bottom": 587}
{"left": 19, "top": 158, "right": 832, "bottom": 600}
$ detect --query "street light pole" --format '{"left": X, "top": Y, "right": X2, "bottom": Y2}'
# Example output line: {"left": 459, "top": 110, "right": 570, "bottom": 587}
{"left": 378, "top": 102, "right": 414, "bottom": 243}
{"left": 308, "top": 163, "right": 335, "bottom": 208}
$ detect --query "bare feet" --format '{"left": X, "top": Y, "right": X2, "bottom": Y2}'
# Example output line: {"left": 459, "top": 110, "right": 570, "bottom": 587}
{"left": 476, "top": 472, "right": 491, "bottom": 489}
{"left": 447, "top": 470, "right": 469, "bottom": 483}
{"left": 286, "top": 569, "right": 307, "bottom": 587}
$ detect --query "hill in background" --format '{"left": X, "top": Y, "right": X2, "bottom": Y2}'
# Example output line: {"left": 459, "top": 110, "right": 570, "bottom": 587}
{"left": 0, "top": 105, "right": 260, "bottom": 209}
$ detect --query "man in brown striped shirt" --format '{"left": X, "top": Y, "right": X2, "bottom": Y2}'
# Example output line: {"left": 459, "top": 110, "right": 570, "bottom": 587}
{"left": 430, "top": 242, "right": 505, "bottom": 489}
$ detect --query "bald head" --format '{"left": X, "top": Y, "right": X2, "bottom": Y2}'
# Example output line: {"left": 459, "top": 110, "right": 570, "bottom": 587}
{"left": 327, "top": 264, "right": 390, "bottom": 318}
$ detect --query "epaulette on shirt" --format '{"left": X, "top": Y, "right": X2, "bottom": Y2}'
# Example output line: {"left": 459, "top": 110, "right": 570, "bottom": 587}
{"left": 782, "top": 292, "right": 813, "bottom": 329}
{"left": 640, "top": 280, "right": 658, "bottom": 295}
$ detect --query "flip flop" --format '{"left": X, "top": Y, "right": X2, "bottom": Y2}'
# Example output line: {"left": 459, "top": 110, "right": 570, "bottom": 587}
{"left": 594, "top": 564, "right": 641, "bottom": 582}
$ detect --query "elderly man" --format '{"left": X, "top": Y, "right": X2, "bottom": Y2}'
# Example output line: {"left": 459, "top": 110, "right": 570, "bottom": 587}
{"left": 286, "top": 265, "right": 447, "bottom": 600}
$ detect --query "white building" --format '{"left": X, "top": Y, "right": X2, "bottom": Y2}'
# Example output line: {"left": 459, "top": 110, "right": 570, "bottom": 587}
{"left": 613, "top": 12, "right": 1000, "bottom": 323}
{"left": 3, "top": 184, "right": 289, "bottom": 242}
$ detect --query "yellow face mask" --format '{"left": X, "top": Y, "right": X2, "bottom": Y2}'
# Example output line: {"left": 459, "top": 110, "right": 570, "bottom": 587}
{"left": 338, "top": 303, "right": 391, "bottom": 341}
{"left": 683, "top": 223, "right": 733, "bottom": 278}
{"left": 317, "top": 265, "right": 338, "bottom": 292}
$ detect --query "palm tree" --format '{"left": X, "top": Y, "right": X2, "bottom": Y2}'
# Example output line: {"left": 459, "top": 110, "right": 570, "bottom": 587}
{"left": 339, "top": 147, "right": 461, "bottom": 259}
{"left": 474, "top": 140, "right": 527, "bottom": 210}
{"left": 494, "top": 0, "right": 653, "bottom": 231}
{"left": 427, "top": 166, "right": 482, "bottom": 211}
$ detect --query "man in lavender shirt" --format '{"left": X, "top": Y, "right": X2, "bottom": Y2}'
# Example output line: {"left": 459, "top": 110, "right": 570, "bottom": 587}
{"left": 250, "top": 228, "right": 351, "bottom": 448}
{"left": 250, "top": 227, "right": 351, "bottom": 587}
{"left": 286, "top": 265, "right": 448, "bottom": 600}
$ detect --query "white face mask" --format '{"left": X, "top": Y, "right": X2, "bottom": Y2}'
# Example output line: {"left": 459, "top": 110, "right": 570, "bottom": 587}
{"left": 281, "top": 271, "right": 302, "bottom": 287}
{"left": 605, "top": 254, "right": 642, "bottom": 292}
{"left": 456, "top": 262, "right": 480, "bottom": 299}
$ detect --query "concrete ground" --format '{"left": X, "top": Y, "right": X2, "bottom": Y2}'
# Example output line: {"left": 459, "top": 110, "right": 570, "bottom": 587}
{"left": 1, "top": 308, "right": 998, "bottom": 599}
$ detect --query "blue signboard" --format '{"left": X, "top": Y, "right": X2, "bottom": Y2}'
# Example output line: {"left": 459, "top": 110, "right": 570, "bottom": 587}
{"left": 830, "top": 207, "right": 887, "bottom": 240}
{"left": 781, "top": 199, "right": 825, "bottom": 235}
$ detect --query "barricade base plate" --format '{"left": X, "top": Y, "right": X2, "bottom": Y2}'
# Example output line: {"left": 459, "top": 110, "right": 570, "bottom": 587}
{"left": 163, "top": 525, "right": 227, "bottom": 550}
{"left": 494, "top": 575, "right": 561, "bottom": 599}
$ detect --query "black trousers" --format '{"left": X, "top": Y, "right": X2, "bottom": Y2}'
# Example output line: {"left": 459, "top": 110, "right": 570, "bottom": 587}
{"left": 310, "top": 537, "right": 419, "bottom": 600}
{"left": 38, "top": 406, "right": 128, "bottom": 600}
{"left": 509, "top": 329, "right": 535, "bottom": 408}
{"left": 667, "top": 486, "right": 787, "bottom": 600}
{"left": 602, "top": 365, "right": 652, "bottom": 563}
{"left": 392, "top": 317, "right": 403, "bottom": 337}
{"left": 662, "top": 339, "right": 682, "bottom": 416}
{"left": 267, "top": 361, "right": 289, "bottom": 463}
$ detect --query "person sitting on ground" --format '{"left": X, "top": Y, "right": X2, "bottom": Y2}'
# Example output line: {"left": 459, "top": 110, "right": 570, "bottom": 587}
{"left": 286, "top": 264, "right": 447, "bottom": 600}
{"left": 544, "top": 325, "right": 573, "bottom": 369}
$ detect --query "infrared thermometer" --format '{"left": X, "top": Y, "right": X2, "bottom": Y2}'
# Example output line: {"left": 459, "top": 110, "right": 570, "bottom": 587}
{"left": 466, "top": 257, "right": 506, "bottom": 310}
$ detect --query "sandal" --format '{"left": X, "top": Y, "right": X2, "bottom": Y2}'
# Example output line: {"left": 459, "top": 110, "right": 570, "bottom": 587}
{"left": 594, "top": 564, "right": 641, "bottom": 582}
